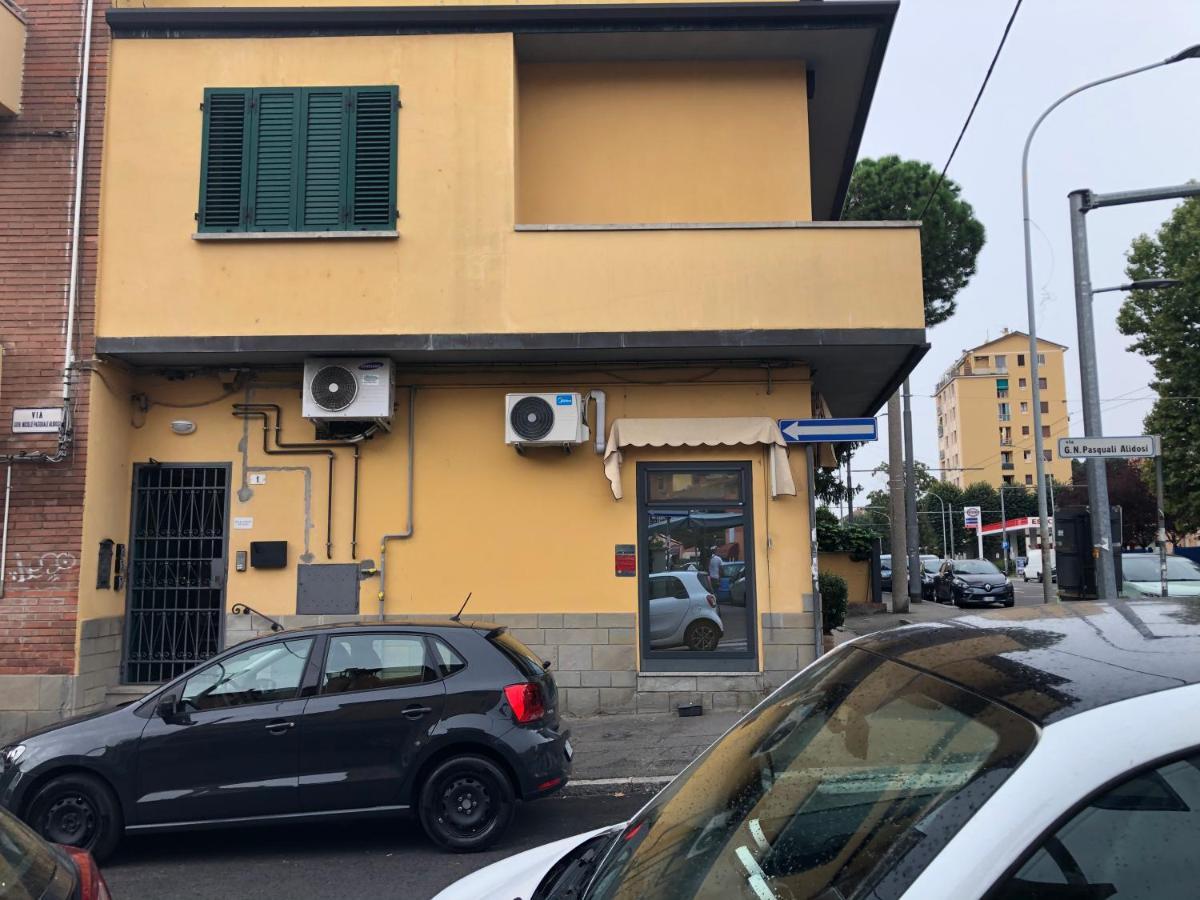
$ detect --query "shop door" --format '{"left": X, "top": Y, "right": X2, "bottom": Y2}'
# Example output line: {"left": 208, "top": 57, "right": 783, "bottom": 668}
{"left": 123, "top": 464, "right": 230, "bottom": 684}
{"left": 637, "top": 463, "right": 757, "bottom": 672}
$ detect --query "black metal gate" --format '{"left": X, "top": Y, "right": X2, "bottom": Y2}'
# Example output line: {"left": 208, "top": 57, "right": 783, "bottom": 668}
{"left": 124, "top": 464, "right": 230, "bottom": 683}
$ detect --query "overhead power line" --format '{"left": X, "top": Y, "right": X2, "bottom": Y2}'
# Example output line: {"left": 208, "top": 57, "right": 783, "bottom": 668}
{"left": 917, "top": 0, "right": 1025, "bottom": 221}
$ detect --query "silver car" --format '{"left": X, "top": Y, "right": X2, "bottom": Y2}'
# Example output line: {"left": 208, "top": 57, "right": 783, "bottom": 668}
{"left": 647, "top": 571, "right": 724, "bottom": 651}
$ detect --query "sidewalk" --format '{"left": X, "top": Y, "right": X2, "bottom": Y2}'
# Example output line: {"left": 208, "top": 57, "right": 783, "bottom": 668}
{"left": 563, "top": 709, "right": 742, "bottom": 795}
{"left": 838, "top": 595, "right": 963, "bottom": 639}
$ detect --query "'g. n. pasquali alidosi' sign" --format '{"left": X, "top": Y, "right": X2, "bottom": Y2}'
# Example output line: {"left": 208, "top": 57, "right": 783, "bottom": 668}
{"left": 1057, "top": 436, "right": 1160, "bottom": 459}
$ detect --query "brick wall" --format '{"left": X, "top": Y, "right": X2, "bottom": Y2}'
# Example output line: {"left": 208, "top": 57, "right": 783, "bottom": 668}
{"left": 0, "top": 0, "right": 108, "bottom": 679}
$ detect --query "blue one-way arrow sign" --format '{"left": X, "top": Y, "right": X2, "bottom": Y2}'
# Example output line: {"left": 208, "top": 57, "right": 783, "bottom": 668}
{"left": 779, "top": 418, "right": 878, "bottom": 443}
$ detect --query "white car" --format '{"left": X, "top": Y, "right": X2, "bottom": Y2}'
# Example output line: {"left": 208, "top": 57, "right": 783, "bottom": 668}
{"left": 1121, "top": 553, "right": 1200, "bottom": 597}
{"left": 436, "top": 598, "right": 1200, "bottom": 900}
{"left": 647, "top": 571, "right": 723, "bottom": 651}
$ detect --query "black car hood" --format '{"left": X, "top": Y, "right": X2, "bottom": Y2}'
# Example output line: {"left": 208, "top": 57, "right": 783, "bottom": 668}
{"left": 954, "top": 573, "right": 1007, "bottom": 586}
{"left": 16, "top": 703, "right": 131, "bottom": 743}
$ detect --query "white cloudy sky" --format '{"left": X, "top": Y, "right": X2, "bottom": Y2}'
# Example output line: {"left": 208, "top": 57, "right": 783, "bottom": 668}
{"left": 844, "top": 0, "right": 1200, "bottom": 500}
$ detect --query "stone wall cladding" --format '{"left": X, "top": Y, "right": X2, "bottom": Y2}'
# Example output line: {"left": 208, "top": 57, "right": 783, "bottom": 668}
{"left": 75, "top": 616, "right": 123, "bottom": 712}
{"left": 221, "top": 608, "right": 818, "bottom": 718}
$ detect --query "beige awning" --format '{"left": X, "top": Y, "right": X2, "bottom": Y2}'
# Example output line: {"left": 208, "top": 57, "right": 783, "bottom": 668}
{"left": 603, "top": 417, "right": 797, "bottom": 500}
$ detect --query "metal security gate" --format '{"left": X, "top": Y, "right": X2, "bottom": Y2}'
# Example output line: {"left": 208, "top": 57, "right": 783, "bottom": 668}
{"left": 124, "top": 464, "right": 230, "bottom": 683}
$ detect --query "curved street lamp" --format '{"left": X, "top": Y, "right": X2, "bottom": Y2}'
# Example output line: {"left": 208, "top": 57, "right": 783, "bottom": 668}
{"left": 1020, "top": 44, "right": 1200, "bottom": 605}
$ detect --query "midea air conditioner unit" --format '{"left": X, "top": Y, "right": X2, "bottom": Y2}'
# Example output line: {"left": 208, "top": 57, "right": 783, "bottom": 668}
{"left": 505, "top": 393, "right": 589, "bottom": 448}
{"left": 303, "top": 358, "right": 394, "bottom": 423}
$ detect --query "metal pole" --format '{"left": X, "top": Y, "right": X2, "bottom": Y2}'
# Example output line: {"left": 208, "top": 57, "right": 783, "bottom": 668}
{"left": 977, "top": 520, "right": 984, "bottom": 560}
{"left": 1156, "top": 451, "right": 1167, "bottom": 598}
{"left": 947, "top": 503, "right": 954, "bottom": 558}
{"left": 845, "top": 452, "right": 854, "bottom": 523}
{"left": 806, "top": 444, "right": 824, "bottom": 655}
{"left": 999, "top": 488, "right": 1007, "bottom": 572}
{"left": 887, "top": 392, "right": 908, "bottom": 613}
{"left": 1068, "top": 189, "right": 1118, "bottom": 600}
{"left": 902, "top": 379, "right": 922, "bottom": 603}
{"left": 1020, "top": 57, "right": 1175, "bottom": 604}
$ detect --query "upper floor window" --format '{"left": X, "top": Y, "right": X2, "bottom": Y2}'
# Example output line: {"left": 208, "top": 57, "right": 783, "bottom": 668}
{"left": 198, "top": 86, "right": 398, "bottom": 234}
{"left": 1037, "top": 353, "right": 1047, "bottom": 365}
{"left": 1017, "top": 354, "right": 1026, "bottom": 366}
{"left": 994, "top": 354, "right": 1007, "bottom": 371}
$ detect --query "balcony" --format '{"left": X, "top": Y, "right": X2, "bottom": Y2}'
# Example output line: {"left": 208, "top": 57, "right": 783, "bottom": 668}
{"left": 0, "top": 0, "right": 25, "bottom": 117}
{"left": 998, "top": 413, "right": 1012, "bottom": 422}
{"left": 1002, "top": 463, "right": 1015, "bottom": 471}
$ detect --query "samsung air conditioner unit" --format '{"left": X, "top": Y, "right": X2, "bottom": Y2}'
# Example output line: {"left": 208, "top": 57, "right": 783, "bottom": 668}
{"left": 303, "top": 358, "right": 394, "bottom": 423}
{"left": 505, "top": 393, "right": 589, "bottom": 448}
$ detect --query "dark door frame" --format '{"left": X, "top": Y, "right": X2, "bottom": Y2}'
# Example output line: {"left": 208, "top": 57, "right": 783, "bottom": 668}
{"left": 636, "top": 461, "right": 758, "bottom": 673}
{"left": 123, "top": 462, "right": 232, "bottom": 684}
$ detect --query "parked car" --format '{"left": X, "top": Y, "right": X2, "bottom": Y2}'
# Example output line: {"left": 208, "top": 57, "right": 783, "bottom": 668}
{"left": 882, "top": 554, "right": 939, "bottom": 598}
{"left": 934, "top": 558, "right": 1015, "bottom": 607}
{"left": 729, "top": 572, "right": 747, "bottom": 607}
{"left": 436, "top": 598, "right": 1200, "bottom": 900}
{"left": 919, "top": 555, "right": 944, "bottom": 601}
{"left": 1023, "top": 548, "right": 1056, "bottom": 583}
{"left": 0, "top": 621, "right": 571, "bottom": 860}
{"left": 880, "top": 554, "right": 892, "bottom": 592}
{"left": 648, "top": 572, "right": 723, "bottom": 651}
{"left": 714, "top": 562, "right": 746, "bottom": 603}
{"left": 0, "top": 804, "right": 111, "bottom": 900}
{"left": 1121, "top": 553, "right": 1200, "bottom": 597}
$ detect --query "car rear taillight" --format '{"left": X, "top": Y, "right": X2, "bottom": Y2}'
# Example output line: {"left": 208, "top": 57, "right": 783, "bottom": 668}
{"left": 706, "top": 594, "right": 717, "bottom": 609}
{"left": 504, "top": 682, "right": 545, "bottom": 724}
{"left": 62, "top": 845, "right": 111, "bottom": 900}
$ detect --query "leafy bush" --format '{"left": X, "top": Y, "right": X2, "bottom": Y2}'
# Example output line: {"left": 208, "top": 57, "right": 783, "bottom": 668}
{"left": 815, "top": 511, "right": 877, "bottom": 562}
{"left": 819, "top": 572, "right": 849, "bottom": 634}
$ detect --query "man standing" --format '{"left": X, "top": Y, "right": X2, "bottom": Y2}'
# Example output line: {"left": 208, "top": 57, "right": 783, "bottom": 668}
{"left": 708, "top": 549, "right": 724, "bottom": 585}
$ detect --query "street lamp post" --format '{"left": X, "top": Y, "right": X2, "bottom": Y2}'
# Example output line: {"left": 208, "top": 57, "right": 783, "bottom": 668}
{"left": 1020, "top": 43, "right": 1200, "bottom": 605}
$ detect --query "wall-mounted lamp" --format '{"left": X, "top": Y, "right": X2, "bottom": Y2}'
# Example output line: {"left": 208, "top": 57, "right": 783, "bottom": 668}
{"left": 170, "top": 419, "right": 197, "bottom": 435}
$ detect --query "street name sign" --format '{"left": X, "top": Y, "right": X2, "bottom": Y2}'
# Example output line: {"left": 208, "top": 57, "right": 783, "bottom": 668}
{"left": 12, "top": 407, "right": 63, "bottom": 434}
{"left": 1058, "top": 436, "right": 1159, "bottom": 459}
{"left": 779, "top": 418, "right": 878, "bottom": 443}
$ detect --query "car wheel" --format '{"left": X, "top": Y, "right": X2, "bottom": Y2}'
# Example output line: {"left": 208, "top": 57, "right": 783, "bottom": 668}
{"left": 953, "top": 596, "right": 965, "bottom": 609}
{"left": 684, "top": 620, "right": 721, "bottom": 652}
{"left": 25, "top": 772, "right": 122, "bottom": 862}
{"left": 1004, "top": 599, "right": 1015, "bottom": 608}
{"left": 418, "top": 755, "right": 515, "bottom": 852}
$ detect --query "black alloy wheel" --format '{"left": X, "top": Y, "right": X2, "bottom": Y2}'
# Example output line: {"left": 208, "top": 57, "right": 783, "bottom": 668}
{"left": 684, "top": 620, "right": 721, "bottom": 652}
{"left": 26, "top": 772, "right": 122, "bottom": 861}
{"left": 418, "top": 756, "right": 514, "bottom": 852}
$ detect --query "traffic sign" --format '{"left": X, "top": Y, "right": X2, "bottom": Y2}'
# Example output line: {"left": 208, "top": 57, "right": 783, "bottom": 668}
{"left": 1002, "top": 540, "right": 1009, "bottom": 550}
{"left": 1058, "top": 435, "right": 1159, "bottom": 459}
{"left": 964, "top": 506, "right": 981, "bottom": 528}
{"left": 778, "top": 418, "right": 878, "bottom": 443}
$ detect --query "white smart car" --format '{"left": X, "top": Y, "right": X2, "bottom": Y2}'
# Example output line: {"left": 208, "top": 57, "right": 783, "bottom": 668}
{"left": 436, "top": 598, "right": 1200, "bottom": 899}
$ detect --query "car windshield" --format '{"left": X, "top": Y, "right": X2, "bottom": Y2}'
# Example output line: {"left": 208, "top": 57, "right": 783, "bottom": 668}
{"left": 952, "top": 560, "right": 1003, "bottom": 576}
{"left": 922, "top": 560, "right": 942, "bottom": 574}
{"left": 0, "top": 809, "right": 60, "bottom": 898}
{"left": 721, "top": 564, "right": 744, "bottom": 578}
{"left": 582, "top": 647, "right": 1037, "bottom": 900}
{"left": 1122, "top": 555, "right": 1200, "bottom": 582}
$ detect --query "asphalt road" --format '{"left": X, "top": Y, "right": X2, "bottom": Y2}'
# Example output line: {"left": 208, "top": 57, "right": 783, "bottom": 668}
{"left": 102, "top": 793, "right": 647, "bottom": 900}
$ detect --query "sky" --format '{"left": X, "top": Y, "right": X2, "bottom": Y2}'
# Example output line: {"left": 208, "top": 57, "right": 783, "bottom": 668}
{"left": 842, "top": 0, "right": 1200, "bottom": 503}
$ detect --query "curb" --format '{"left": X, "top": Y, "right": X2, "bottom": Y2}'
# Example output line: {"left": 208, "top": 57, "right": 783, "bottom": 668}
{"left": 561, "top": 775, "right": 675, "bottom": 797}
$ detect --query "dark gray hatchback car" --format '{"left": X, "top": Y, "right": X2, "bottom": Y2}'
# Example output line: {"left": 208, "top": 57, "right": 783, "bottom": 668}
{"left": 0, "top": 620, "right": 570, "bottom": 860}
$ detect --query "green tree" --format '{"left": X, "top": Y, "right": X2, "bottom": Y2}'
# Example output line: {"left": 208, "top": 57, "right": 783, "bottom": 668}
{"left": 1117, "top": 195, "right": 1200, "bottom": 539}
{"left": 1056, "top": 460, "right": 1160, "bottom": 547}
{"left": 842, "top": 156, "right": 986, "bottom": 326}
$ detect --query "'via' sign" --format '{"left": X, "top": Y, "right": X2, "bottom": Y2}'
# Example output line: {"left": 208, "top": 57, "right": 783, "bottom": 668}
{"left": 1058, "top": 436, "right": 1160, "bottom": 459}
{"left": 778, "top": 418, "right": 878, "bottom": 443}
{"left": 12, "top": 407, "right": 64, "bottom": 434}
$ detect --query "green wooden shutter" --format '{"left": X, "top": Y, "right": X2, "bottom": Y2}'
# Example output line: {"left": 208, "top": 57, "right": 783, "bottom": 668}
{"left": 199, "top": 89, "right": 251, "bottom": 232}
{"left": 247, "top": 89, "right": 301, "bottom": 231}
{"left": 299, "top": 88, "right": 350, "bottom": 230}
{"left": 349, "top": 87, "right": 397, "bottom": 229}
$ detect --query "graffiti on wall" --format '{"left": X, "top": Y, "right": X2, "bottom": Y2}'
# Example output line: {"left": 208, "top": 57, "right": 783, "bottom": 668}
{"left": 8, "top": 551, "right": 78, "bottom": 584}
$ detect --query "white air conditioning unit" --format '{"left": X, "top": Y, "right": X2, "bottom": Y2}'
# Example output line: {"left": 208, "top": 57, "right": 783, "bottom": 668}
{"left": 505, "top": 392, "right": 589, "bottom": 448}
{"left": 303, "top": 358, "right": 394, "bottom": 423}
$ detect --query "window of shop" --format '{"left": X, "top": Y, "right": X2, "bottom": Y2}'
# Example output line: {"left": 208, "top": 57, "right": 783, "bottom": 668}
{"left": 637, "top": 463, "right": 756, "bottom": 672}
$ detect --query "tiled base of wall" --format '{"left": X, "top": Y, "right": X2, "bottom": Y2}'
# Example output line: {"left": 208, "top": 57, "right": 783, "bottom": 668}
{"left": 225, "top": 607, "right": 817, "bottom": 718}
{"left": 0, "top": 616, "right": 125, "bottom": 743}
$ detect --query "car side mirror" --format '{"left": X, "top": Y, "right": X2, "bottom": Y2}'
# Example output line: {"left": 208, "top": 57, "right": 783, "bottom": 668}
{"left": 155, "top": 694, "right": 181, "bottom": 721}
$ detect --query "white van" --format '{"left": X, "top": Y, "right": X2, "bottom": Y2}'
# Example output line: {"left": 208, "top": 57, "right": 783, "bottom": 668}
{"left": 1024, "top": 548, "right": 1056, "bottom": 583}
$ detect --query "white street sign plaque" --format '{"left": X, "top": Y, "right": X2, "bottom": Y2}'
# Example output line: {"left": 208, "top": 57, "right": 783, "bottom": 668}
{"left": 964, "top": 506, "right": 981, "bottom": 528}
{"left": 12, "top": 407, "right": 64, "bottom": 434}
{"left": 1058, "top": 436, "right": 1159, "bottom": 459}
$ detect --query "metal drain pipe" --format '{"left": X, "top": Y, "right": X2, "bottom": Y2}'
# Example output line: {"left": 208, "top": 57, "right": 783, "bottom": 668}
{"left": 377, "top": 387, "right": 417, "bottom": 620}
{"left": 0, "top": 464, "right": 12, "bottom": 599}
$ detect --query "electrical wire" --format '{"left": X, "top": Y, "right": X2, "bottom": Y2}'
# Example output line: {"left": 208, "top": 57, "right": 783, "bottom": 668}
{"left": 916, "top": 0, "right": 1025, "bottom": 221}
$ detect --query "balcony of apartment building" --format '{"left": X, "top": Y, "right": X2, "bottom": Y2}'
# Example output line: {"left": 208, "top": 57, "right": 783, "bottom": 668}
{"left": 0, "top": 0, "right": 25, "bottom": 117}
{"left": 95, "top": 3, "right": 926, "bottom": 417}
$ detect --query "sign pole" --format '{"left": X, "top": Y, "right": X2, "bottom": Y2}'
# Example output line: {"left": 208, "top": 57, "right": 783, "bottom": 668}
{"left": 977, "top": 525, "right": 984, "bottom": 561}
{"left": 806, "top": 444, "right": 823, "bottom": 657}
{"left": 1156, "top": 451, "right": 1167, "bottom": 598}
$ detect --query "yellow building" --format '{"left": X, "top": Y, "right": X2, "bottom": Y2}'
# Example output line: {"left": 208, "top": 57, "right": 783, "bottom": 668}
{"left": 69, "top": 0, "right": 925, "bottom": 715}
{"left": 935, "top": 331, "right": 1072, "bottom": 491}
